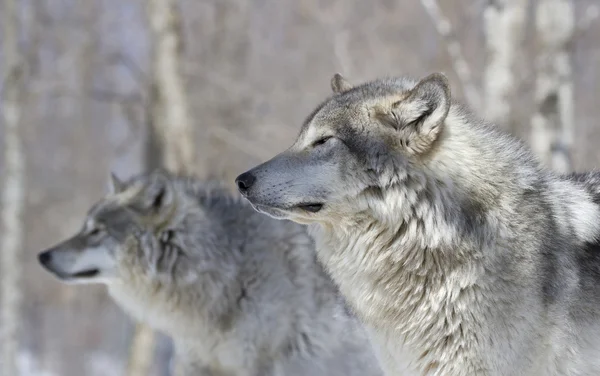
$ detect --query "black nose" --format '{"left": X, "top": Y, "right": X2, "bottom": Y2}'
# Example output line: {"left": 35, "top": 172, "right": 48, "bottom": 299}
{"left": 235, "top": 172, "right": 256, "bottom": 194}
{"left": 38, "top": 251, "right": 52, "bottom": 265}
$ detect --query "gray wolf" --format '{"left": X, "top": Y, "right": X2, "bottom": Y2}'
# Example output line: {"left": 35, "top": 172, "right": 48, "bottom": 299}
{"left": 235, "top": 72, "right": 600, "bottom": 376}
{"left": 37, "top": 170, "right": 383, "bottom": 376}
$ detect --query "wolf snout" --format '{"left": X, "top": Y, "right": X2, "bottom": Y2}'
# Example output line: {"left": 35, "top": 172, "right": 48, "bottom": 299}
{"left": 235, "top": 171, "right": 256, "bottom": 195}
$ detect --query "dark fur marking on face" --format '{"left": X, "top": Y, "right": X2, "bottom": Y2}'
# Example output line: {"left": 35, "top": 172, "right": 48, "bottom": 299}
{"left": 336, "top": 123, "right": 382, "bottom": 169}
{"left": 94, "top": 205, "right": 140, "bottom": 243}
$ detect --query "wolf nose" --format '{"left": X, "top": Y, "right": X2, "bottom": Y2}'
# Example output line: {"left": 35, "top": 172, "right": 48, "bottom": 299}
{"left": 235, "top": 172, "right": 256, "bottom": 195}
{"left": 38, "top": 251, "right": 52, "bottom": 265}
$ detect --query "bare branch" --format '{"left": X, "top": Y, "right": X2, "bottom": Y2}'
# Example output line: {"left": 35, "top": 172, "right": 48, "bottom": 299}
{"left": 420, "top": 0, "right": 480, "bottom": 110}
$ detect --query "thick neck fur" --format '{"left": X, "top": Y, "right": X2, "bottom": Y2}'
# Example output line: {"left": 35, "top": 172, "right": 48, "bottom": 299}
{"left": 308, "top": 105, "right": 590, "bottom": 374}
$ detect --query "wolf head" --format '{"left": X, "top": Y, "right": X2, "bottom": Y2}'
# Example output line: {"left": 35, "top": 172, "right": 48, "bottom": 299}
{"left": 37, "top": 170, "right": 188, "bottom": 285}
{"left": 235, "top": 73, "right": 451, "bottom": 224}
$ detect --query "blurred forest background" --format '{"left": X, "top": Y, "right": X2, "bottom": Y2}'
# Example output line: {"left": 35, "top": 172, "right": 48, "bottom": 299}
{"left": 0, "top": 0, "right": 598, "bottom": 375}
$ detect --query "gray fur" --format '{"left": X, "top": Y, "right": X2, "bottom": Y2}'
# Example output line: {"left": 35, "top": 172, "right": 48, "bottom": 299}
{"left": 38, "top": 170, "right": 383, "bottom": 376}
{"left": 236, "top": 73, "right": 600, "bottom": 375}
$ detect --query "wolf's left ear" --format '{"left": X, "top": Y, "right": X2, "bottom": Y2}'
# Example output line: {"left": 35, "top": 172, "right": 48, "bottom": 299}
{"left": 108, "top": 172, "right": 126, "bottom": 194}
{"left": 378, "top": 73, "right": 451, "bottom": 154}
{"left": 330, "top": 73, "right": 353, "bottom": 94}
{"left": 145, "top": 172, "right": 176, "bottom": 212}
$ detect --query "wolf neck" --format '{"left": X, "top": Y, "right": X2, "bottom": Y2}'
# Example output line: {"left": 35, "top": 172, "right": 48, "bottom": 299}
{"left": 309, "top": 109, "right": 534, "bottom": 373}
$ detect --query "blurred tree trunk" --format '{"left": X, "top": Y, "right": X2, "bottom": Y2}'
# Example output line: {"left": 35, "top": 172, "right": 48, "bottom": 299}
{"left": 127, "top": 323, "right": 157, "bottom": 376}
{"left": 530, "top": 0, "right": 574, "bottom": 173}
{"left": 144, "top": 0, "right": 195, "bottom": 175}
{"left": 483, "top": 0, "right": 527, "bottom": 129}
{"left": 1, "top": 0, "right": 27, "bottom": 374}
{"left": 127, "top": 0, "right": 194, "bottom": 375}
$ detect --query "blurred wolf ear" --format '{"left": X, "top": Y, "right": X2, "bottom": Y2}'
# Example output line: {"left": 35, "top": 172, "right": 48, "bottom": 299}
{"left": 375, "top": 72, "right": 451, "bottom": 154}
{"left": 144, "top": 170, "right": 176, "bottom": 212}
{"left": 108, "top": 172, "right": 126, "bottom": 194}
{"left": 330, "top": 73, "right": 353, "bottom": 94}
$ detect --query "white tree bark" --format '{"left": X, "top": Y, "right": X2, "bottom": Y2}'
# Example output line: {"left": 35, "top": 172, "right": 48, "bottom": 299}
{"left": 145, "top": 0, "right": 195, "bottom": 175}
{"left": 530, "top": 0, "right": 575, "bottom": 173}
{"left": 483, "top": 0, "right": 528, "bottom": 127}
{"left": 420, "top": 0, "right": 480, "bottom": 110}
{"left": 126, "top": 323, "right": 157, "bottom": 376}
{"left": 1, "top": 0, "right": 26, "bottom": 374}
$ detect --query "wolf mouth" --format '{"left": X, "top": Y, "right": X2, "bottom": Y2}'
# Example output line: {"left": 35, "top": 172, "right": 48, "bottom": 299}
{"left": 295, "top": 203, "right": 323, "bottom": 213}
{"left": 71, "top": 269, "right": 100, "bottom": 278}
{"left": 248, "top": 201, "right": 323, "bottom": 217}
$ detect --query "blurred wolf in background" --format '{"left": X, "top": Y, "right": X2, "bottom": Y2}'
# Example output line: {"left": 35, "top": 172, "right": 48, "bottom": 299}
{"left": 235, "top": 72, "right": 600, "bottom": 375}
{"left": 37, "top": 170, "right": 383, "bottom": 376}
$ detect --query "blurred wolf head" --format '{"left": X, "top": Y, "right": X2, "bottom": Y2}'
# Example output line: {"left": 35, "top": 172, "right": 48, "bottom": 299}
{"left": 37, "top": 169, "right": 243, "bottom": 293}
{"left": 38, "top": 170, "right": 185, "bottom": 284}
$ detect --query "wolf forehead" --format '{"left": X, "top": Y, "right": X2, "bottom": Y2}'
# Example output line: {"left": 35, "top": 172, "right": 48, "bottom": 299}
{"left": 86, "top": 198, "right": 141, "bottom": 234}
{"left": 299, "top": 76, "right": 421, "bottom": 132}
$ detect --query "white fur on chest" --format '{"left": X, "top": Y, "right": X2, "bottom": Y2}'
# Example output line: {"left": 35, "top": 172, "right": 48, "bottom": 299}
{"left": 310, "top": 217, "right": 488, "bottom": 376}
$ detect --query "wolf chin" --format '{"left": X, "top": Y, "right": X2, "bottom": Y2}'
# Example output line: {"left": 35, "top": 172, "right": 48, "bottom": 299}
{"left": 236, "top": 72, "right": 600, "bottom": 375}
{"left": 37, "top": 170, "right": 382, "bottom": 376}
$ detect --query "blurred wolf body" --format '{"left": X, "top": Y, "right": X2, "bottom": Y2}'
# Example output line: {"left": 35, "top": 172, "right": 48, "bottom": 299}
{"left": 37, "top": 170, "right": 383, "bottom": 376}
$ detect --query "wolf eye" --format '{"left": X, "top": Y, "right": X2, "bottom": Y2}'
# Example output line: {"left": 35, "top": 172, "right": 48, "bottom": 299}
{"left": 88, "top": 227, "right": 105, "bottom": 237}
{"left": 312, "top": 137, "right": 332, "bottom": 147}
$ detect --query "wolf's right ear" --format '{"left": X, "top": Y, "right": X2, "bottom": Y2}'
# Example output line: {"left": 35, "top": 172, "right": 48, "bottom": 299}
{"left": 330, "top": 73, "right": 353, "bottom": 94}
{"left": 108, "top": 172, "right": 126, "bottom": 194}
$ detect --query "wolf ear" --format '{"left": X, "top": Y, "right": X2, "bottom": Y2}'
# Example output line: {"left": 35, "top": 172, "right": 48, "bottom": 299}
{"left": 146, "top": 171, "right": 175, "bottom": 212}
{"left": 330, "top": 73, "right": 353, "bottom": 94}
{"left": 377, "top": 73, "right": 451, "bottom": 154}
{"left": 108, "top": 172, "right": 126, "bottom": 194}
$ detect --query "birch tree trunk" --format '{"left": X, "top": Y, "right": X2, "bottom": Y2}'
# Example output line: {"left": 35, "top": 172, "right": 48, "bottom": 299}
{"left": 1, "top": 0, "right": 26, "bottom": 374}
{"left": 127, "top": 0, "right": 194, "bottom": 375}
{"left": 144, "top": 0, "right": 195, "bottom": 175}
{"left": 483, "top": 0, "right": 528, "bottom": 128}
{"left": 530, "top": 0, "right": 575, "bottom": 173}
